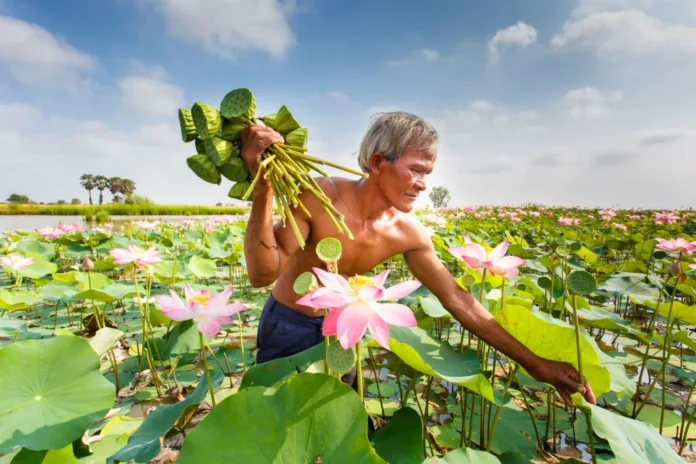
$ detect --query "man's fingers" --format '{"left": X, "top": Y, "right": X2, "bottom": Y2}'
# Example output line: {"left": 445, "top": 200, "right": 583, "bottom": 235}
{"left": 583, "top": 377, "right": 596, "bottom": 404}
{"left": 559, "top": 390, "right": 573, "bottom": 407}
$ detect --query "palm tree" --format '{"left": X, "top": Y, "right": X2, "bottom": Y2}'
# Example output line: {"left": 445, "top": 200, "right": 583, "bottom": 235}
{"left": 108, "top": 177, "right": 123, "bottom": 203}
{"left": 79, "top": 174, "right": 95, "bottom": 205}
{"left": 94, "top": 175, "right": 108, "bottom": 205}
{"left": 120, "top": 178, "right": 136, "bottom": 199}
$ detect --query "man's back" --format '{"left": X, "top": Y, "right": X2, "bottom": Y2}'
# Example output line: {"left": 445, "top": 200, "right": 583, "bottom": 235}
{"left": 271, "top": 175, "right": 426, "bottom": 316}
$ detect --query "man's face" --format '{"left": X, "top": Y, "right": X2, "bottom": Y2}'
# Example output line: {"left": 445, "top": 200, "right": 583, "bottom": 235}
{"left": 373, "top": 148, "right": 436, "bottom": 212}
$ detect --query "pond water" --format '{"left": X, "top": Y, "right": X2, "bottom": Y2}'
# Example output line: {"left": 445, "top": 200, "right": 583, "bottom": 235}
{"left": 0, "top": 215, "right": 245, "bottom": 233}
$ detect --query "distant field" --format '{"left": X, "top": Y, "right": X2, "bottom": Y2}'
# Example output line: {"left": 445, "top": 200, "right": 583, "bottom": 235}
{"left": 0, "top": 204, "right": 249, "bottom": 216}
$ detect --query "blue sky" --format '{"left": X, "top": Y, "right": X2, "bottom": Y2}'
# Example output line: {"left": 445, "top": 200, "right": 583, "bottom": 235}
{"left": 0, "top": 0, "right": 695, "bottom": 209}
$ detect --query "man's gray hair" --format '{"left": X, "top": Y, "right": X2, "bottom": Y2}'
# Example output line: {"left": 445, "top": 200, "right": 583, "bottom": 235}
{"left": 357, "top": 111, "right": 439, "bottom": 173}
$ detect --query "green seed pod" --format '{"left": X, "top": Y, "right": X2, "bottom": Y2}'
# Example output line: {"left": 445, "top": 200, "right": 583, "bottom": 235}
{"left": 316, "top": 237, "right": 342, "bottom": 263}
{"left": 567, "top": 270, "right": 597, "bottom": 296}
{"left": 178, "top": 108, "right": 197, "bottom": 143}
{"left": 273, "top": 105, "right": 301, "bottom": 135}
{"left": 220, "top": 120, "right": 247, "bottom": 141}
{"left": 204, "top": 137, "right": 238, "bottom": 167}
{"left": 326, "top": 339, "right": 356, "bottom": 374}
{"left": 194, "top": 137, "right": 206, "bottom": 154}
{"left": 187, "top": 154, "right": 221, "bottom": 185}
{"left": 219, "top": 157, "right": 250, "bottom": 182}
{"left": 191, "top": 102, "right": 222, "bottom": 140}
{"left": 220, "top": 88, "right": 256, "bottom": 121}
{"left": 227, "top": 180, "right": 251, "bottom": 201}
{"left": 293, "top": 271, "right": 318, "bottom": 296}
{"left": 285, "top": 127, "right": 308, "bottom": 148}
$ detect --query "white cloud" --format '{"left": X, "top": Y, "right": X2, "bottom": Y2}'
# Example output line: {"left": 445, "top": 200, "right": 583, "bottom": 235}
{"left": 571, "top": 0, "right": 655, "bottom": 17}
{"left": 435, "top": 109, "right": 481, "bottom": 126}
{"left": 469, "top": 100, "right": 493, "bottom": 112}
{"left": 152, "top": 0, "right": 296, "bottom": 59}
{"left": 551, "top": 10, "right": 696, "bottom": 59}
{"left": 414, "top": 48, "right": 439, "bottom": 60}
{"left": 0, "top": 102, "right": 42, "bottom": 130}
{"left": 638, "top": 129, "right": 692, "bottom": 146}
{"left": 517, "top": 110, "right": 538, "bottom": 122}
{"left": 493, "top": 114, "right": 510, "bottom": 124}
{"left": 0, "top": 16, "right": 96, "bottom": 89}
{"left": 488, "top": 21, "right": 538, "bottom": 61}
{"left": 118, "top": 64, "right": 184, "bottom": 117}
{"left": 562, "top": 86, "right": 623, "bottom": 119}
{"left": 327, "top": 92, "right": 348, "bottom": 101}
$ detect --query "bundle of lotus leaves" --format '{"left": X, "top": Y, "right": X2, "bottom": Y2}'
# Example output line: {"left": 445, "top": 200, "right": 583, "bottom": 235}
{"left": 179, "top": 88, "right": 365, "bottom": 249}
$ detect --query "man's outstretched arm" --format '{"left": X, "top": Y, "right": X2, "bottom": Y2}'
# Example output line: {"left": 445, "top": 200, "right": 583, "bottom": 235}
{"left": 403, "top": 230, "right": 596, "bottom": 406}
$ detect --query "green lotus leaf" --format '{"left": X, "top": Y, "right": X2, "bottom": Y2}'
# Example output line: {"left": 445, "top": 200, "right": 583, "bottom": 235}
{"left": 240, "top": 343, "right": 325, "bottom": 390}
{"left": 674, "top": 331, "right": 696, "bottom": 351}
{"left": 595, "top": 272, "right": 661, "bottom": 304}
{"left": 568, "top": 270, "right": 597, "bottom": 296}
{"left": 372, "top": 407, "right": 423, "bottom": 464}
{"left": 177, "top": 373, "right": 384, "bottom": 464}
{"left": 38, "top": 281, "right": 79, "bottom": 302}
{"left": 107, "top": 371, "right": 223, "bottom": 464}
{"left": 647, "top": 300, "right": 696, "bottom": 325}
{"left": 0, "top": 289, "right": 42, "bottom": 311}
{"left": 423, "top": 448, "right": 501, "bottom": 463}
{"left": 188, "top": 255, "right": 217, "bottom": 279}
{"left": 576, "top": 306, "right": 651, "bottom": 344}
{"left": 17, "top": 256, "right": 57, "bottom": 279}
{"left": 420, "top": 295, "right": 450, "bottom": 318}
{"left": 89, "top": 328, "right": 125, "bottom": 357}
{"left": 0, "top": 336, "right": 115, "bottom": 453}
{"left": 494, "top": 305, "right": 611, "bottom": 397}
{"left": 572, "top": 394, "right": 684, "bottom": 464}
{"left": 369, "top": 326, "right": 494, "bottom": 402}
{"left": 75, "top": 272, "right": 112, "bottom": 291}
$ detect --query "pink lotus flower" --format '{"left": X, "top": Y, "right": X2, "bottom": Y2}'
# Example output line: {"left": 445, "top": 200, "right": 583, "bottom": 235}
{"left": 628, "top": 215, "right": 641, "bottom": 220}
{"left": 109, "top": 244, "right": 163, "bottom": 267}
{"left": 37, "top": 227, "right": 64, "bottom": 240}
{"left": 612, "top": 223, "right": 627, "bottom": 231}
{"left": 690, "top": 264, "right": 696, "bottom": 270}
{"left": 57, "top": 223, "right": 87, "bottom": 233}
{"left": 0, "top": 254, "right": 34, "bottom": 272}
{"left": 655, "top": 238, "right": 696, "bottom": 255}
{"left": 558, "top": 217, "right": 580, "bottom": 226}
{"left": 155, "top": 285, "right": 247, "bottom": 338}
{"left": 654, "top": 211, "right": 680, "bottom": 225}
{"left": 449, "top": 239, "right": 526, "bottom": 278}
{"left": 296, "top": 268, "right": 420, "bottom": 349}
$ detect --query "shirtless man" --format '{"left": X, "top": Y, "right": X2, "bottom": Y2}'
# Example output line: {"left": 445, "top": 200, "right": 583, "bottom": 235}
{"left": 241, "top": 111, "right": 595, "bottom": 406}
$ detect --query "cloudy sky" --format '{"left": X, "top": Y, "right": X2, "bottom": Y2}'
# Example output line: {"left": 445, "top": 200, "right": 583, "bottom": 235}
{"left": 0, "top": 0, "right": 694, "bottom": 209}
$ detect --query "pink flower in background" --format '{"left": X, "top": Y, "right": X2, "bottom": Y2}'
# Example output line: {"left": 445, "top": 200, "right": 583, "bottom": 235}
{"left": 449, "top": 239, "right": 526, "bottom": 278}
{"left": 296, "top": 268, "right": 420, "bottom": 349}
{"left": 57, "top": 223, "right": 87, "bottom": 233}
{"left": 204, "top": 222, "right": 215, "bottom": 233}
{"left": 109, "top": 244, "right": 163, "bottom": 267}
{"left": 133, "top": 220, "right": 159, "bottom": 230}
{"left": 655, "top": 238, "right": 696, "bottom": 255}
{"left": 612, "top": 223, "right": 627, "bottom": 231}
{"left": 155, "top": 285, "right": 247, "bottom": 338}
{"left": 690, "top": 264, "right": 696, "bottom": 270}
{"left": 628, "top": 215, "right": 641, "bottom": 220}
{"left": 558, "top": 217, "right": 580, "bottom": 226}
{"left": 37, "top": 227, "right": 64, "bottom": 239}
{"left": 0, "top": 254, "right": 34, "bottom": 272}
{"left": 654, "top": 211, "right": 680, "bottom": 225}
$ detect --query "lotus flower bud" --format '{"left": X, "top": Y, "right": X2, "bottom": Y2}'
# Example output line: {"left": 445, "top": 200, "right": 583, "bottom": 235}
{"left": 668, "top": 261, "right": 682, "bottom": 276}
{"left": 82, "top": 257, "right": 94, "bottom": 270}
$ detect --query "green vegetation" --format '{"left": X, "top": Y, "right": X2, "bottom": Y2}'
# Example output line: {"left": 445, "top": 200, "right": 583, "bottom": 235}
{"left": 0, "top": 204, "right": 248, "bottom": 216}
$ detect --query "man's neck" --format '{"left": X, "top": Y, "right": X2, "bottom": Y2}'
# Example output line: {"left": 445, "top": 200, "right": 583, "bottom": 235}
{"left": 353, "top": 178, "right": 394, "bottom": 221}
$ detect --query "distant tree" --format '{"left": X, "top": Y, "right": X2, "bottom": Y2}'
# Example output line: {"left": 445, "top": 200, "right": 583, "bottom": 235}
{"left": 120, "top": 178, "right": 136, "bottom": 198}
{"left": 108, "top": 177, "right": 123, "bottom": 203}
{"left": 216, "top": 202, "right": 223, "bottom": 207}
{"left": 56, "top": 200, "right": 67, "bottom": 205}
{"left": 80, "top": 174, "right": 96, "bottom": 205}
{"left": 429, "top": 186, "right": 451, "bottom": 209}
{"left": 6, "top": 193, "right": 31, "bottom": 204}
{"left": 71, "top": 198, "right": 81, "bottom": 205}
{"left": 94, "top": 175, "right": 108, "bottom": 205}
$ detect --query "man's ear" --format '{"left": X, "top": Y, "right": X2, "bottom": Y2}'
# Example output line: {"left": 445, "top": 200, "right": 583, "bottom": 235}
{"left": 369, "top": 152, "right": 387, "bottom": 174}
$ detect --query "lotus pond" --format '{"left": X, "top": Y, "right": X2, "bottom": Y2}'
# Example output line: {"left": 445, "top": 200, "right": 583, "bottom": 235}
{"left": 0, "top": 207, "right": 695, "bottom": 463}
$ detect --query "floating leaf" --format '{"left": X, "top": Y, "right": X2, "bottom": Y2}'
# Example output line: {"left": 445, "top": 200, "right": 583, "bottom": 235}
{"left": 0, "top": 337, "right": 115, "bottom": 453}
{"left": 177, "top": 373, "right": 384, "bottom": 463}
{"left": 423, "top": 448, "right": 501, "bottom": 463}
{"left": 188, "top": 255, "right": 217, "bottom": 279}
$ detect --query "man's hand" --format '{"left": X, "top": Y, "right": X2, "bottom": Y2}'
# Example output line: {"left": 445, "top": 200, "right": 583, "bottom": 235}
{"left": 240, "top": 125, "right": 284, "bottom": 179}
{"left": 526, "top": 359, "right": 596, "bottom": 406}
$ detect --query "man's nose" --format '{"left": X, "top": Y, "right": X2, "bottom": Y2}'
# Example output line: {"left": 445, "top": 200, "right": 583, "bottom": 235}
{"left": 415, "top": 179, "right": 426, "bottom": 192}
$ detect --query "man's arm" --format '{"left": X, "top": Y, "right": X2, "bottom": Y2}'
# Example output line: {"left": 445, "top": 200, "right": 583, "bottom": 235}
{"left": 403, "top": 226, "right": 595, "bottom": 405}
{"left": 241, "top": 126, "right": 310, "bottom": 287}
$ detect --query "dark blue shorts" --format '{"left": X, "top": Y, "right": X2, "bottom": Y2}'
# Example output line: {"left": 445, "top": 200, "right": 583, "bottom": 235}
{"left": 255, "top": 293, "right": 325, "bottom": 364}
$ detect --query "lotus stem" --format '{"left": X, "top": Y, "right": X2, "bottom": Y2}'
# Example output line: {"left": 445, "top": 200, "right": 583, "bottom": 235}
{"left": 660, "top": 275, "right": 680, "bottom": 435}
{"left": 199, "top": 332, "right": 216, "bottom": 407}
{"left": 356, "top": 340, "right": 364, "bottom": 403}
{"left": 237, "top": 315, "right": 246, "bottom": 374}
{"left": 487, "top": 364, "right": 518, "bottom": 450}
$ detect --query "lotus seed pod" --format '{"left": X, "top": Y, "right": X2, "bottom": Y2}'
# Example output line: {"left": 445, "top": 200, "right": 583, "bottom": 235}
{"left": 187, "top": 154, "right": 221, "bottom": 185}
{"left": 227, "top": 180, "right": 251, "bottom": 200}
{"left": 220, "top": 120, "right": 247, "bottom": 141}
{"left": 459, "top": 274, "right": 476, "bottom": 288}
{"left": 326, "top": 339, "right": 356, "bottom": 374}
{"left": 285, "top": 127, "right": 308, "bottom": 148}
{"left": 194, "top": 137, "right": 206, "bottom": 154}
{"left": 191, "top": 102, "right": 222, "bottom": 140}
{"left": 273, "top": 105, "right": 301, "bottom": 135}
{"left": 220, "top": 88, "right": 256, "bottom": 121}
{"left": 204, "top": 137, "right": 237, "bottom": 167}
{"left": 567, "top": 270, "right": 597, "bottom": 296}
{"left": 219, "top": 157, "right": 250, "bottom": 182}
{"left": 556, "top": 246, "right": 570, "bottom": 258}
{"left": 293, "top": 271, "right": 318, "bottom": 296}
{"left": 178, "top": 108, "right": 197, "bottom": 143}
{"left": 316, "top": 237, "right": 342, "bottom": 264}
